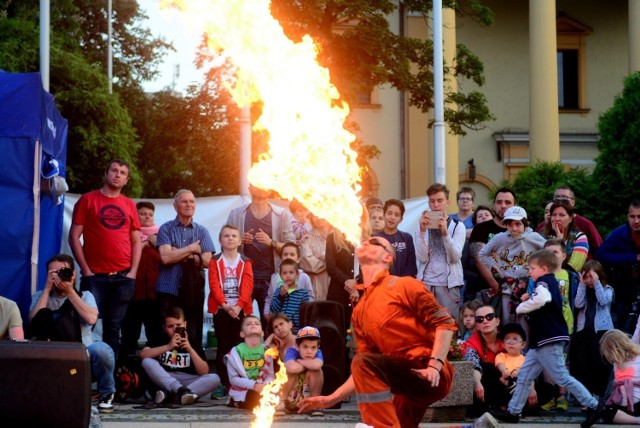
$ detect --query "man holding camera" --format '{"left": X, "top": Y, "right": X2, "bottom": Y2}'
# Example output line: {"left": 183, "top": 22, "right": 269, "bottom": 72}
{"left": 414, "top": 183, "right": 466, "bottom": 318}
{"left": 139, "top": 306, "right": 220, "bottom": 405}
{"left": 28, "top": 254, "right": 116, "bottom": 413}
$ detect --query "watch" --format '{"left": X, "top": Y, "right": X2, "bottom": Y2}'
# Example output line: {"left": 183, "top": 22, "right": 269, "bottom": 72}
{"left": 271, "top": 239, "right": 278, "bottom": 248}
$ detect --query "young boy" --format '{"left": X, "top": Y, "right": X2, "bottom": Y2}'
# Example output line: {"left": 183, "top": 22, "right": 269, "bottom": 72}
{"left": 208, "top": 224, "right": 254, "bottom": 391}
{"left": 140, "top": 306, "right": 220, "bottom": 405}
{"left": 264, "top": 242, "right": 314, "bottom": 322}
{"left": 373, "top": 199, "right": 417, "bottom": 277}
{"left": 369, "top": 207, "right": 385, "bottom": 233}
{"left": 225, "top": 315, "right": 275, "bottom": 410}
{"left": 495, "top": 323, "right": 527, "bottom": 392}
{"left": 489, "top": 250, "right": 605, "bottom": 427}
{"left": 539, "top": 238, "right": 576, "bottom": 411}
{"left": 270, "top": 259, "right": 311, "bottom": 332}
{"left": 281, "top": 326, "right": 324, "bottom": 416}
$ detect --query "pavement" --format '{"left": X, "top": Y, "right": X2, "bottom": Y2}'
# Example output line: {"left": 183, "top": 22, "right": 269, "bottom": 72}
{"left": 97, "top": 395, "right": 632, "bottom": 428}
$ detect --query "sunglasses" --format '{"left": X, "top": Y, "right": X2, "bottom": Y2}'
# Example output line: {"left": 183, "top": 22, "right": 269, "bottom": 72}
{"left": 475, "top": 313, "right": 497, "bottom": 323}
{"left": 367, "top": 238, "right": 391, "bottom": 254}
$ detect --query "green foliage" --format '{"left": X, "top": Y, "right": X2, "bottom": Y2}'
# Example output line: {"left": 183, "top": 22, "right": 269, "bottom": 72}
{"left": 492, "top": 161, "right": 594, "bottom": 228}
{"left": 269, "top": 0, "right": 495, "bottom": 135}
{"left": 592, "top": 72, "right": 640, "bottom": 233}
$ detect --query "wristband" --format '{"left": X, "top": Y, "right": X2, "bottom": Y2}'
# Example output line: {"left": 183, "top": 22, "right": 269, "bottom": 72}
{"left": 429, "top": 357, "right": 445, "bottom": 366}
{"left": 427, "top": 365, "right": 441, "bottom": 373}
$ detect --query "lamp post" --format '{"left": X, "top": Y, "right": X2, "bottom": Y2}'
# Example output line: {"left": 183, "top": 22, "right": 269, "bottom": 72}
{"left": 107, "top": 0, "right": 113, "bottom": 94}
{"left": 39, "top": 0, "right": 50, "bottom": 91}
{"left": 433, "top": 0, "right": 446, "bottom": 184}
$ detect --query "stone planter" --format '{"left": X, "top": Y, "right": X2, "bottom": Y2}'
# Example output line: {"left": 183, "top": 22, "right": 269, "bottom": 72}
{"left": 423, "top": 360, "right": 474, "bottom": 422}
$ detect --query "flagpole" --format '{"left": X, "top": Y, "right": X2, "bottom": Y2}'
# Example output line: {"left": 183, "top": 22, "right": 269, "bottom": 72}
{"left": 39, "top": 0, "right": 50, "bottom": 91}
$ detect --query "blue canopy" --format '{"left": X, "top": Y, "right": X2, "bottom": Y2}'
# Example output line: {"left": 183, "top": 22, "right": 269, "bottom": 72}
{"left": 0, "top": 71, "right": 68, "bottom": 322}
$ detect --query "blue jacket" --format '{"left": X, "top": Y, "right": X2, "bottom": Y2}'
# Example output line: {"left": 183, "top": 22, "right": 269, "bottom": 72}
{"left": 596, "top": 223, "right": 639, "bottom": 266}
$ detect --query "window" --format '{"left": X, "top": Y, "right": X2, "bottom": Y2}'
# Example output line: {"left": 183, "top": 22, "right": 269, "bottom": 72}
{"left": 556, "top": 15, "right": 592, "bottom": 113}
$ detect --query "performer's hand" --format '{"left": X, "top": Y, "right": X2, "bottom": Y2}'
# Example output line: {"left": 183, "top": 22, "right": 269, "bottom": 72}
{"left": 297, "top": 395, "right": 333, "bottom": 414}
{"left": 411, "top": 367, "right": 440, "bottom": 387}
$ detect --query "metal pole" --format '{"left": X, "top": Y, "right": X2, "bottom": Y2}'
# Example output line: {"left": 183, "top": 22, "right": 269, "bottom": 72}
{"left": 239, "top": 105, "right": 251, "bottom": 196}
{"left": 39, "top": 0, "right": 50, "bottom": 92}
{"left": 107, "top": 0, "right": 113, "bottom": 94}
{"left": 433, "top": 0, "right": 446, "bottom": 184}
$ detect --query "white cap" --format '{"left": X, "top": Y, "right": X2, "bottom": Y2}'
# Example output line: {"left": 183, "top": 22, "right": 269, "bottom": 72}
{"left": 503, "top": 206, "right": 527, "bottom": 221}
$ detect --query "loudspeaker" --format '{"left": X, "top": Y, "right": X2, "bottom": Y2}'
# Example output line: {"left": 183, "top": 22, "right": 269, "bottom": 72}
{"left": 0, "top": 340, "right": 91, "bottom": 428}
{"left": 300, "top": 301, "right": 346, "bottom": 408}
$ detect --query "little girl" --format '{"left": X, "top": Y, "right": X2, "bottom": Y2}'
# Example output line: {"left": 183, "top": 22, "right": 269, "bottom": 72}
{"left": 600, "top": 329, "right": 640, "bottom": 424}
{"left": 570, "top": 260, "right": 614, "bottom": 397}
{"left": 459, "top": 300, "right": 481, "bottom": 340}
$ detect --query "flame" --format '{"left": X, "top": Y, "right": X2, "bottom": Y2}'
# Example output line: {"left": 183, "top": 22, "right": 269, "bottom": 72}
{"left": 163, "top": 0, "right": 364, "bottom": 243}
{"left": 250, "top": 347, "right": 288, "bottom": 428}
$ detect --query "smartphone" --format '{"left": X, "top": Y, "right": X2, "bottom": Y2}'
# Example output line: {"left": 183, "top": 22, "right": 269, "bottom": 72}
{"left": 423, "top": 211, "right": 444, "bottom": 229}
{"left": 174, "top": 326, "right": 186, "bottom": 338}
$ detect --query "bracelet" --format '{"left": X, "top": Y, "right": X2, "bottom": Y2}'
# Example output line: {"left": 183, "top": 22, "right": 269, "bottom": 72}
{"left": 427, "top": 365, "right": 441, "bottom": 373}
{"left": 429, "top": 357, "right": 445, "bottom": 366}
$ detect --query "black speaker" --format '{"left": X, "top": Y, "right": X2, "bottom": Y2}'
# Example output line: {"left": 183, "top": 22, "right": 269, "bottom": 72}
{"left": 0, "top": 340, "right": 91, "bottom": 428}
{"left": 300, "top": 301, "right": 347, "bottom": 408}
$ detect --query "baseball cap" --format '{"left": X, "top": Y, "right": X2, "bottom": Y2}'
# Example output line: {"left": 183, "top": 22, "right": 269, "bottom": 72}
{"left": 296, "top": 326, "right": 320, "bottom": 340}
{"left": 503, "top": 206, "right": 527, "bottom": 221}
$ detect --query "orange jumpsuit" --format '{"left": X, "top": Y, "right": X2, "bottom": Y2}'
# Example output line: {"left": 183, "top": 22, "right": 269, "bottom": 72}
{"left": 351, "top": 271, "right": 458, "bottom": 427}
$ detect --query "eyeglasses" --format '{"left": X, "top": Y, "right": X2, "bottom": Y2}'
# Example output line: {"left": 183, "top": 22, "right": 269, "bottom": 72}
{"left": 504, "top": 338, "right": 523, "bottom": 344}
{"left": 367, "top": 238, "right": 391, "bottom": 254}
{"left": 458, "top": 197, "right": 473, "bottom": 202}
{"left": 475, "top": 313, "right": 497, "bottom": 323}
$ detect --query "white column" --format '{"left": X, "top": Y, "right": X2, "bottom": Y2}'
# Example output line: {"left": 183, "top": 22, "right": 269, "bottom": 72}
{"left": 529, "top": 0, "right": 560, "bottom": 162}
{"left": 443, "top": 7, "right": 459, "bottom": 195}
{"left": 630, "top": 0, "right": 640, "bottom": 73}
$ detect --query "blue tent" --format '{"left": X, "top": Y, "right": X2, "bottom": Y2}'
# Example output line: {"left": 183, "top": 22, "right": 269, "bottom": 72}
{"left": 0, "top": 71, "right": 68, "bottom": 322}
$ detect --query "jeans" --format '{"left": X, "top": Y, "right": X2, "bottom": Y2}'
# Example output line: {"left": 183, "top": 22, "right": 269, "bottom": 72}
{"left": 82, "top": 274, "right": 135, "bottom": 358}
{"left": 89, "top": 342, "right": 116, "bottom": 398}
{"left": 508, "top": 341, "right": 598, "bottom": 415}
{"left": 141, "top": 358, "right": 220, "bottom": 397}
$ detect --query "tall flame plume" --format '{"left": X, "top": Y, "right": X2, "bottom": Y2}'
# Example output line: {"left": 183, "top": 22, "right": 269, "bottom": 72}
{"left": 249, "top": 347, "right": 288, "bottom": 428}
{"left": 164, "top": 0, "right": 364, "bottom": 243}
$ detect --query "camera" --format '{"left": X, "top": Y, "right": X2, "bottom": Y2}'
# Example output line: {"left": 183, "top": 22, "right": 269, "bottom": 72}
{"left": 174, "top": 326, "right": 186, "bottom": 338}
{"left": 57, "top": 267, "right": 74, "bottom": 281}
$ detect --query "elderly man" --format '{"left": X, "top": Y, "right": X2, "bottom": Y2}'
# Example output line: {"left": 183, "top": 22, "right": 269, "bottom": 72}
{"left": 597, "top": 199, "right": 640, "bottom": 332}
{"left": 155, "top": 189, "right": 215, "bottom": 349}
{"left": 69, "top": 159, "right": 141, "bottom": 357}
{"left": 226, "top": 185, "right": 296, "bottom": 327}
{"left": 28, "top": 254, "right": 116, "bottom": 413}
{"left": 298, "top": 236, "right": 457, "bottom": 427}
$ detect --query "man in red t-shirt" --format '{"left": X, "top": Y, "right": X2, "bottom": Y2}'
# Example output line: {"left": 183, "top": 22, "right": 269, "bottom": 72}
{"left": 69, "top": 159, "right": 141, "bottom": 357}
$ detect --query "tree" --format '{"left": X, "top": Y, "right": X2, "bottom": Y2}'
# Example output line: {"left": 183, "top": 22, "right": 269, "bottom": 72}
{"left": 591, "top": 72, "right": 640, "bottom": 234}
{"left": 269, "top": 0, "right": 495, "bottom": 135}
{"left": 0, "top": 0, "right": 172, "bottom": 196}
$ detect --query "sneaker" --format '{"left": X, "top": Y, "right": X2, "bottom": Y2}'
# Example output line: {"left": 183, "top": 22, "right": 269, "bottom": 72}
{"left": 581, "top": 401, "right": 605, "bottom": 428}
{"left": 154, "top": 390, "right": 167, "bottom": 405}
{"left": 311, "top": 410, "right": 324, "bottom": 417}
{"left": 98, "top": 393, "right": 115, "bottom": 414}
{"left": 540, "top": 397, "right": 557, "bottom": 411}
{"left": 556, "top": 396, "right": 569, "bottom": 411}
{"left": 177, "top": 387, "right": 198, "bottom": 405}
{"left": 489, "top": 408, "right": 520, "bottom": 423}
{"left": 355, "top": 424, "right": 374, "bottom": 428}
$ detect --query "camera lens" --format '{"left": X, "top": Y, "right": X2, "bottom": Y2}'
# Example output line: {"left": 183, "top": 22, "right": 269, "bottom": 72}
{"left": 57, "top": 267, "right": 73, "bottom": 281}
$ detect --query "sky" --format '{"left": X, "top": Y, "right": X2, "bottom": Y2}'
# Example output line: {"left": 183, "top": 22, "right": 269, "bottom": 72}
{"left": 137, "top": 0, "right": 204, "bottom": 93}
